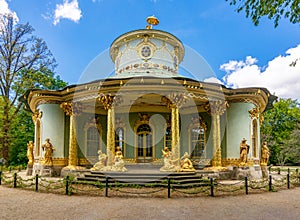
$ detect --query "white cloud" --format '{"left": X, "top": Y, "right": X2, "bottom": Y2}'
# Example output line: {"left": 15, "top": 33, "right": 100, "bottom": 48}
{"left": 220, "top": 45, "right": 300, "bottom": 100}
{"left": 0, "top": 0, "right": 19, "bottom": 22}
{"left": 204, "top": 77, "right": 224, "bottom": 84}
{"left": 53, "top": 0, "right": 82, "bottom": 25}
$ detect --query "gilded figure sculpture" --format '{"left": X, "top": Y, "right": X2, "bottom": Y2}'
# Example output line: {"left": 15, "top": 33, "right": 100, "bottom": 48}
{"left": 239, "top": 138, "right": 250, "bottom": 166}
{"left": 179, "top": 152, "right": 195, "bottom": 172}
{"left": 26, "top": 141, "right": 34, "bottom": 165}
{"left": 111, "top": 146, "right": 127, "bottom": 172}
{"left": 260, "top": 141, "right": 269, "bottom": 166}
{"left": 41, "top": 138, "right": 55, "bottom": 166}
{"left": 90, "top": 150, "right": 107, "bottom": 171}
{"left": 160, "top": 147, "right": 179, "bottom": 172}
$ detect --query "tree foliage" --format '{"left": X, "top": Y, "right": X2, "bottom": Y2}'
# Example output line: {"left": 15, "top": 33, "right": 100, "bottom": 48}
{"left": 261, "top": 98, "right": 300, "bottom": 165}
{"left": 227, "top": 0, "right": 300, "bottom": 27}
{"left": 0, "top": 14, "right": 67, "bottom": 164}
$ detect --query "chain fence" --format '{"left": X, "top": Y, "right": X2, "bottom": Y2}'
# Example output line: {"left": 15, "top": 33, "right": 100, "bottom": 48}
{"left": 0, "top": 167, "right": 299, "bottom": 198}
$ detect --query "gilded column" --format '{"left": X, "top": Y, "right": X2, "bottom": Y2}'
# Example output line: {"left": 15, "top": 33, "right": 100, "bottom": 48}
{"left": 162, "top": 93, "right": 187, "bottom": 162}
{"left": 60, "top": 102, "right": 82, "bottom": 169}
{"left": 206, "top": 100, "right": 228, "bottom": 170}
{"left": 99, "top": 94, "right": 120, "bottom": 167}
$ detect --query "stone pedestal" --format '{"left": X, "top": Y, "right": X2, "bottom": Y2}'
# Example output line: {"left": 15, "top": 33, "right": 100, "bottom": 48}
{"left": 33, "top": 162, "right": 54, "bottom": 177}
{"left": 26, "top": 164, "right": 33, "bottom": 176}
{"left": 231, "top": 166, "right": 262, "bottom": 180}
{"left": 261, "top": 165, "right": 269, "bottom": 178}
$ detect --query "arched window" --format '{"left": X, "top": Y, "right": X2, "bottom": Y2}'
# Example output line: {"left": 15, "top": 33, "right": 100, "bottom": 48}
{"left": 189, "top": 116, "right": 206, "bottom": 159}
{"left": 86, "top": 127, "right": 100, "bottom": 157}
{"left": 164, "top": 126, "right": 172, "bottom": 150}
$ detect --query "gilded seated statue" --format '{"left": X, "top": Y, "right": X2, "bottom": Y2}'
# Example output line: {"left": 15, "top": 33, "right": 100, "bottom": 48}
{"left": 91, "top": 150, "right": 107, "bottom": 171}
{"left": 160, "top": 147, "right": 179, "bottom": 172}
{"left": 112, "top": 146, "right": 127, "bottom": 172}
{"left": 179, "top": 152, "right": 195, "bottom": 172}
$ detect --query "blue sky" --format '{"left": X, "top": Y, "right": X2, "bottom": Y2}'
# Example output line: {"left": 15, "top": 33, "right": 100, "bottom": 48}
{"left": 1, "top": 0, "right": 300, "bottom": 99}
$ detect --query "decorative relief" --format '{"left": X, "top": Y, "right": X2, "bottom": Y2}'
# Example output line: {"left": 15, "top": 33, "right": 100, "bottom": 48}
{"left": 115, "top": 117, "right": 125, "bottom": 128}
{"left": 248, "top": 107, "right": 260, "bottom": 119}
{"left": 204, "top": 100, "right": 228, "bottom": 115}
{"left": 32, "top": 109, "right": 43, "bottom": 123}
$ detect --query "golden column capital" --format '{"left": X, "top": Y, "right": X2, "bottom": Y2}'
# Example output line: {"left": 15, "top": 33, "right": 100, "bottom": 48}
{"left": 161, "top": 93, "right": 188, "bottom": 109}
{"left": 60, "top": 102, "right": 83, "bottom": 116}
{"left": 205, "top": 100, "right": 228, "bottom": 115}
{"left": 99, "top": 94, "right": 122, "bottom": 110}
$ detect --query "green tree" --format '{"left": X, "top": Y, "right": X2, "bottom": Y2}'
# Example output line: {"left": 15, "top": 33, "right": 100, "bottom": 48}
{"left": 0, "top": 14, "right": 66, "bottom": 164}
{"left": 227, "top": 0, "right": 300, "bottom": 27}
{"left": 261, "top": 98, "right": 300, "bottom": 165}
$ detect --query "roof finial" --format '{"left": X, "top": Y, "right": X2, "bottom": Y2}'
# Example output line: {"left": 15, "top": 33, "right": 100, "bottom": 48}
{"left": 146, "top": 15, "right": 159, "bottom": 29}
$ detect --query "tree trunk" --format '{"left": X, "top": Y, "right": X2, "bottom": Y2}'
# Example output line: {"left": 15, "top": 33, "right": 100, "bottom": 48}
{"left": 1, "top": 102, "right": 11, "bottom": 166}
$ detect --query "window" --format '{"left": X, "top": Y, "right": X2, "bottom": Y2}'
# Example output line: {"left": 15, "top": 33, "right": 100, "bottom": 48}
{"left": 86, "top": 127, "right": 100, "bottom": 157}
{"left": 165, "top": 126, "right": 172, "bottom": 150}
{"left": 189, "top": 116, "right": 206, "bottom": 158}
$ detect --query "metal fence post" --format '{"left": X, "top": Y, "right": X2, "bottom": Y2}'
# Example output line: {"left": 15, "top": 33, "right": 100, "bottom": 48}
{"left": 105, "top": 177, "right": 109, "bottom": 197}
{"left": 277, "top": 168, "right": 280, "bottom": 175}
{"left": 13, "top": 173, "right": 17, "bottom": 188}
{"left": 167, "top": 177, "right": 171, "bottom": 198}
{"left": 269, "top": 175, "right": 272, "bottom": 192}
{"left": 35, "top": 174, "right": 39, "bottom": 192}
{"left": 245, "top": 176, "right": 248, "bottom": 195}
{"left": 286, "top": 168, "right": 290, "bottom": 189}
{"left": 210, "top": 177, "right": 214, "bottom": 197}
{"left": 65, "top": 175, "right": 69, "bottom": 195}
{"left": 0, "top": 171, "right": 2, "bottom": 185}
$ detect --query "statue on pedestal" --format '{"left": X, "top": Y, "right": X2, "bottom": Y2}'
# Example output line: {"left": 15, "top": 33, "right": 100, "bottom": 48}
{"left": 26, "top": 141, "right": 34, "bottom": 166}
{"left": 41, "top": 138, "right": 55, "bottom": 166}
{"left": 239, "top": 138, "right": 250, "bottom": 166}
{"left": 91, "top": 150, "right": 107, "bottom": 171}
{"left": 26, "top": 141, "right": 34, "bottom": 175}
{"left": 260, "top": 141, "right": 270, "bottom": 166}
{"left": 179, "top": 152, "right": 195, "bottom": 172}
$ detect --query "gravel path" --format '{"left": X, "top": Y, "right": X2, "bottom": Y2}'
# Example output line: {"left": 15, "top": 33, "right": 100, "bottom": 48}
{"left": 1, "top": 186, "right": 300, "bottom": 220}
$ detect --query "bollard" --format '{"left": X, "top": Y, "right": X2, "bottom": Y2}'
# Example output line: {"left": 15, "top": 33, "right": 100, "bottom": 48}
{"left": 287, "top": 173, "right": 290, "bottom": 189}
{"left": 0, "top": 171, "right": 2, "bottom": 185}
{"left": 288, "top": 168, "right": 290, "bottom": 175}
{"left": 167, "top": 177, "right": 171, "bottom": 198}
{"left": 65, "top": 175, "right": 69, "bottom": 195}
{"left": 105, "top": 177, "right": 109, "bottom": 197}
{"left": 210, "top": 178, "right": 214, "bottom": 197}
{"left": 278, "top": 168, "right": 280, "bottom": 175}
{"left": 269, "top": 175, "right": 272, "bottom": 192}
{"left": 13, "top": 173, "right": 17, "bottom": 188}
{"left": 35, "top": 174, "right": 39, "bottom": 192}
{"left": 245, "top": 176, "right": 248, "bottom": 195}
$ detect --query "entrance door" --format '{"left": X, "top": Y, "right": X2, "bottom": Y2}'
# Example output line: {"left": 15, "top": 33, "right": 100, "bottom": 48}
{"left": 137, "top": 124, "right": 153, "bottom": 163}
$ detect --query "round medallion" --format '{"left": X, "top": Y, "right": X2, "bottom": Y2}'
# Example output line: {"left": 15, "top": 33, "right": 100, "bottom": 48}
{"left": 141, "top": 45, "right": 152, "bottom": 58}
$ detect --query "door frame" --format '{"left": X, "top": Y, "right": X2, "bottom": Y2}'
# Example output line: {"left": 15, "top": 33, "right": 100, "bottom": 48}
{"left": 134, "top": 122, "right": 155, "bottom": 163}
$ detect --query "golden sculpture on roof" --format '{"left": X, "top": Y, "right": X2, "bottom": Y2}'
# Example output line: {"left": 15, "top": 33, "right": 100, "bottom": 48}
{"left": 146, "top": 15, "right": 159, "bottom": 29}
